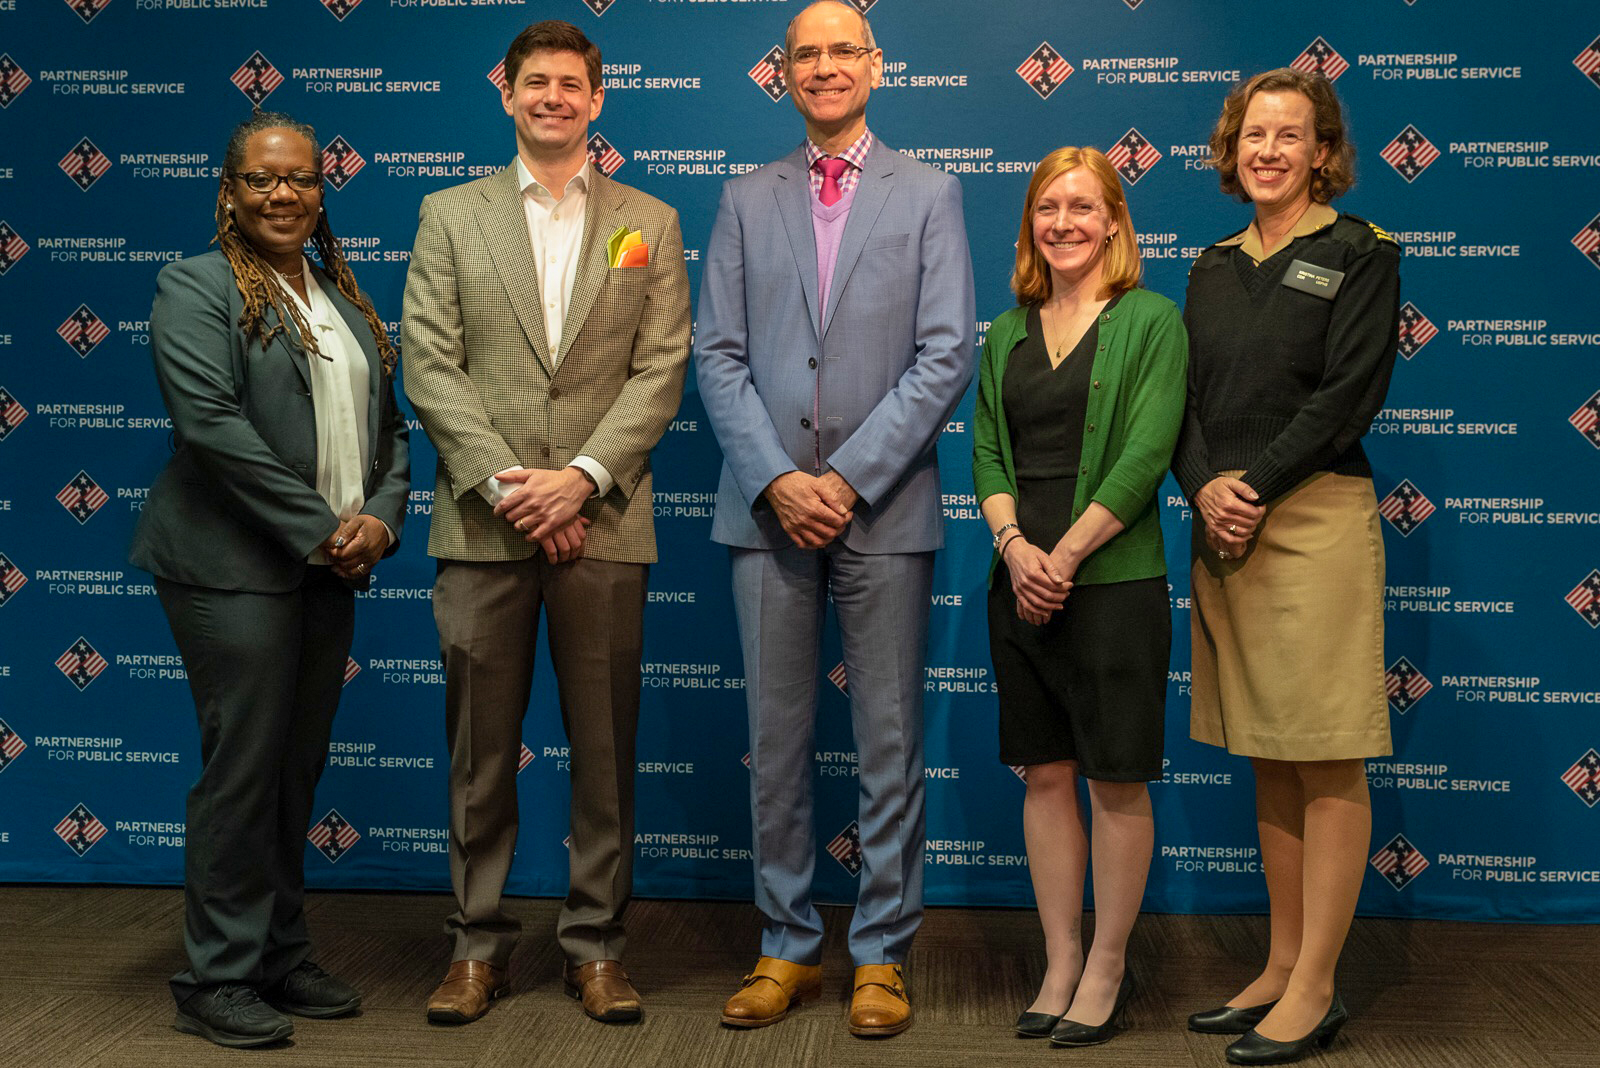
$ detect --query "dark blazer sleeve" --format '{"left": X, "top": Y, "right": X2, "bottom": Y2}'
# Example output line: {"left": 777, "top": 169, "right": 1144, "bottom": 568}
{"left": 360, "top": 351, "right": 411, "bottom": 559}
{"left": 150, "top": 257, "right": 340, "bottom": 560}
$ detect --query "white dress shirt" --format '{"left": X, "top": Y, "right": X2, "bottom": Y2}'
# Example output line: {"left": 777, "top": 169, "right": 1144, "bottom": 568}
{"left": 275, "top": 260, "right": 383, "bottom": 563}
{"left": 478, "top": 157, "right": 613, "bottom": 507}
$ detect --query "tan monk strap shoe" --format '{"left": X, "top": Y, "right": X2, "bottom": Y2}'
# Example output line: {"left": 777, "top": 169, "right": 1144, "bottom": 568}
{"left": 426, "top": 960, "right": 508, "bottom": 1024}
{"left": 563, "top": 960, "right": 642, "bottom": 1023}
{"left": 849, "top": 963, "right": 911, "bottom": 1037}
{"left": 721, "top": 957, "right": 823, "bottom": 1028}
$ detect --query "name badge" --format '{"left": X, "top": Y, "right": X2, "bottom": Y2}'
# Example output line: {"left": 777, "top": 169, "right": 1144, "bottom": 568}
{"left": 1281, "top": 259, "right": 1344, "bottom": 299}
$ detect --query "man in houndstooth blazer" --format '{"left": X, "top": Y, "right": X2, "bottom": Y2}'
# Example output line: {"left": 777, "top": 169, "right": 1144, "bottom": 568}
{"left": 401, "top": 20, "right": 690, "bottom": 1028}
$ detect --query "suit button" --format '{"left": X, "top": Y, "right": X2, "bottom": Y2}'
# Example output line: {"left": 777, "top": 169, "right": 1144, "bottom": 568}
{"left": 808, "top": 357, "right": 817, "bottom": 369}
{"left": 541, "top": 446, "right": 551, "bottom": 458}
{"left": 801, "top": 417, "right": 812, "bottom": 430}
{"left": 549, "top": 386, "right": 561, "bottom": 399}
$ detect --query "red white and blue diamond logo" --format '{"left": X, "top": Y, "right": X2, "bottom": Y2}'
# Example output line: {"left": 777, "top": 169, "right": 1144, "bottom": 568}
{"left": 1566, "top": 569, "right": 1600, "bottom": 628}
{"left": 59, "top": 138, "right": 112, "bottom": 191}
{"left": 0, "top": 552, "right": 26, "bottom": 607}
{"left": 1017, "top": 42, "right": 1072, "bottom": 100}
{"left": 343, "top": 657, "right": 361, "bottom": 686}
{"left": 1381, "top": 125, "right": 1440, "bottom": 182}
{"left": 1573, "top": 213, "right": 1600, "bottom": 270}
{"left": 1570, "top": 389, "right": 1600, "bottom": 448}
{"left": 827, "top": 819, "right": 863, "bottom": 876}
{"left": 55, "top": 803, "right": 108, "bottom": 856}
{"left": 57, "top": 471, "right": 109, "bottom": 524}
{"left": 519, "top": 743, "right": 534, "bottom": 773}
{"left": 579, "top": 0, "right": 617, "bottom": 13}
{"left": 1397, "top": 302, "right": 1438, "bottom": 359}
{"left": 62, "top": 0, "right": 112, "bottom": 24}
{"left": 1575, "top": 36, "right": 1600, "bottom": 90}
{"left": 1378, "top": 479, "right": 1435, "bottom": 536}
{"left": 1384, "top": 657, "right": 1432, "bottom": 714}
{"left": 58, "top": 305, "right": 110, "bottom": 358}
{"left": 1291, "top": 37, "right": 1348, "bottom": 82}
{"left": 231, "top": 51, "right": 284, "bottom": 106}
{"left": 748, "top": 46, "right": 787, "bottom": 102}
{"left": 0, "top": 717, "right": 26, "bottom": 771}
{"left": 321, "top": 136, "right": 366, "bottom": 190}
{"left": 1370, "top": 833, "right": 1428, "bottom": 890}
{"left": 1107, "top": 128, "right": 1162, "bottom": 184}
{"left": 1561, "top": 749, "right": 1600, "bottom": 807}
{"left": 0, "top": 386, "right": 28, "bottom": 440}
{"left": 0, "top": 54, "right": 31, "bottom": 109}
{"left": 308, "top": 809, "right": 360, "bottom": 862}
{"left": 319, "top": 0, "right": 361, "bottom": 20}
{"left": 487, "top": 60, "right": 508, "bottom": 94}
{"left": 0, "top": 221, "right": 28, "bottom": 275}
{"left": 587, "top": 133, "right": 624, "bottom": 177}
{"left": 56, "top": 637, "right": 108, "bottom": 691}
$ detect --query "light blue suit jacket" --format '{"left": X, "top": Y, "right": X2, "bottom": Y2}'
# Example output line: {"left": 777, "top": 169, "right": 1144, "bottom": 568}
{"left": 695, "top": 140, "right": 976, "bottom": 553}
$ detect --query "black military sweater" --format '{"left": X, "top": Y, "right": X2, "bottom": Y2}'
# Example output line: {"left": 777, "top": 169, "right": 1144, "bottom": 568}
{"left": 1172, "top": 212, "right": 1402, "bottom": 505}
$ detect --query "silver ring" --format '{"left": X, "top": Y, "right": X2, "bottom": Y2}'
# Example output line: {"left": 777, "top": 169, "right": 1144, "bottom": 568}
{"left": 1217, "top": 549, "right": 1227, "bottom": 560}
{"left": 357, "top": 563, "right": 367, "bottom": 573}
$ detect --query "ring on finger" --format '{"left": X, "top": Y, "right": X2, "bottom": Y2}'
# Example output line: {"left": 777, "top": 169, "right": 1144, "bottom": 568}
{"left": 1217, "top": 549, "right": 1228, "bottom": 560}
{"left": 1228, "top": 523, "right": 1237, "bottom": 534}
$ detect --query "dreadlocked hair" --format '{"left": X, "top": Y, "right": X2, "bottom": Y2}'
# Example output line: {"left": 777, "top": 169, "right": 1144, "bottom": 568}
{"left": 214, "top": 110, "right": 398, "bottom": 373}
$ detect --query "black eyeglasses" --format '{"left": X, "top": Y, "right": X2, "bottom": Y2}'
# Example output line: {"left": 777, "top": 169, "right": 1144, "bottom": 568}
{"left": 230, "top": 169, "right": 322, "bottom": 193}
{"left": 787, "top": 44, "right": 876, "bottom": 68}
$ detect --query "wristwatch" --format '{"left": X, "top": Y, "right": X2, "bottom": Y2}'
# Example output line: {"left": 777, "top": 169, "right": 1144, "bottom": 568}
{"left": 992, "top": 522, "right": 1018, "bottom": 549}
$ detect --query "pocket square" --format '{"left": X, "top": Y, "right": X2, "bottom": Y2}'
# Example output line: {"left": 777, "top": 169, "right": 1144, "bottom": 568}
{"left": 607, "top": 225, "right": 649, "bottom": 268}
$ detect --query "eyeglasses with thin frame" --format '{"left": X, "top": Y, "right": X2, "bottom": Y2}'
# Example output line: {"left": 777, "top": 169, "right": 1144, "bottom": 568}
{"left": 787, "top": 43, "right": 877, "bottom": 68}
{"left": 230, "top": 169, "right": 323, "bottom": 194}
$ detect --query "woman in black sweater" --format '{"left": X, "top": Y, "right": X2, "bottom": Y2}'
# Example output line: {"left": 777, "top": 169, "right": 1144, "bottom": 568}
{"left": 1173, "top": 69, "right": 1401, "bottom": 1066}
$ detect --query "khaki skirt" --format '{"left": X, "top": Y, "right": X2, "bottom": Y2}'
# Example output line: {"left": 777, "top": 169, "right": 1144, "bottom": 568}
{"left": 1190, "top": 471, "right": 1391, "bottom": 761}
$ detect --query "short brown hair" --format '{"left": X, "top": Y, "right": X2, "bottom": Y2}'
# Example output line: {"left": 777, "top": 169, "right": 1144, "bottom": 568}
{"left": 1011, "top": 146, "right": 1142, "bottom": 305}
{"left": 504, "top": 20, "right": 602, "bottom": 94}
{"left": 1207, "top": 67, "right": 1355, "bottom": 204}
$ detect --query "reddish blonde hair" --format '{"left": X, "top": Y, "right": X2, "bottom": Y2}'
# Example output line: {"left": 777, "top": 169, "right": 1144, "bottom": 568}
{"left": 1010, "top": 146, "right": 1141, "bottom": 305}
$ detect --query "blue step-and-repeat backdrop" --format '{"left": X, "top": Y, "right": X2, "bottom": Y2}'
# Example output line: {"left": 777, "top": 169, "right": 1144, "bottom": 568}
{"left": 1, "top": 0, "right": 1598, "bottom": 923}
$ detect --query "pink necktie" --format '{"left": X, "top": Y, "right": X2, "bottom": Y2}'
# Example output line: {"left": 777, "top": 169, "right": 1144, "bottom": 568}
{"left": 816, "top": 157, "right": 848, "bottom": 207}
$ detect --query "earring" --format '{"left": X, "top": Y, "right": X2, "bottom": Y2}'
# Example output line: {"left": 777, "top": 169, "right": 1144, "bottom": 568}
{"left": 225, "top": 202, "right": 233, "bottom": 211}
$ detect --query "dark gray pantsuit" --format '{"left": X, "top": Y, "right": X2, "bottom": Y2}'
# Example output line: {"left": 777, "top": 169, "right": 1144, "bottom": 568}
{"left": 433, "top": 556, "right": 646, "bottom": 968}
{"left": 159, "top": 568, "right": 353, "bottom": 1004}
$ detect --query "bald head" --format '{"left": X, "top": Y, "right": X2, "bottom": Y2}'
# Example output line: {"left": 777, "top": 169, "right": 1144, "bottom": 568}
{"left": 785, "top": 0, "right": 876, "bottom": 54}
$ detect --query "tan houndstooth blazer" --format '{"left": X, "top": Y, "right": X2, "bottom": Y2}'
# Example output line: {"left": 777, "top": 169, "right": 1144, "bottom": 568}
{"left": 402, "top": 164, "right": 691, "bottom": 563}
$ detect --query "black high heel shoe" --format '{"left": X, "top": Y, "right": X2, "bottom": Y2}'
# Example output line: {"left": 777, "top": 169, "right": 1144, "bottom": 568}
{"left": 1188, "top": 999, "right": 1279, "bottom": 1034}
{"left": 1049, "top": 973, "right": 1135, "bottom": 1047}
{"left": 1225, "top": 994, "right": 1348, "bottom": 1065}
{"left": 1014, "top": 1008, "right": 1064, "bottom": 1037}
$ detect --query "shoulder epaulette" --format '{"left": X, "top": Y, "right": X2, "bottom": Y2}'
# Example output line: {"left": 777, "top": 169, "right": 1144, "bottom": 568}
{"left": 1366, "top": 221, "right": 1397, "bottom": 245}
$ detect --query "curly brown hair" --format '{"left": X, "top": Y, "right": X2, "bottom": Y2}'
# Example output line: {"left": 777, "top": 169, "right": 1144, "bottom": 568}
{"left": 215, "top": 111, "right": 397, "bottom": 372}
{"left": 1207, "top": 68, "right": 1355, "bottom": 204}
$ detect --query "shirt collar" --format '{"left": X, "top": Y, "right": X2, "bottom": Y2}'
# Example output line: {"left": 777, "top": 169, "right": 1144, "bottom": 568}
{"left": 804, "top": 128, "right": 874, "bottom": 171}
{"left": 1231, "top": 201, "right": 1338, "bottom": 262}
{"left": 515, "top": 156, "right": 593, "bottom": 200}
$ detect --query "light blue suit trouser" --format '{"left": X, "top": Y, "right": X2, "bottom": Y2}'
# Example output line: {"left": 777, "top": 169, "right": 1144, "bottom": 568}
{"left": 730, "top": 543, "right": 932, "bottom": 966}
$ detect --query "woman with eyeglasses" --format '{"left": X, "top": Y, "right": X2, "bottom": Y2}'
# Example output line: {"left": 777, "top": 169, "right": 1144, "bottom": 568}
{"left": 973, "top": 145, "right": 1187, "bottom": 1048}
{"left": 130, "top": 110, "right": 409, "bottom": 1048}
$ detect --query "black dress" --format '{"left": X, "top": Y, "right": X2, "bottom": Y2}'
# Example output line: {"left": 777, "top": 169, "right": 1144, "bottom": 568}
{"left": 988, "top": 299, "right": 1169, "bottom": 781}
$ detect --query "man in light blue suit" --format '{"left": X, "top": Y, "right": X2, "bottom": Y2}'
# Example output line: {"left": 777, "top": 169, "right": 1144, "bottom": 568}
{"left": 695, "top": 0, "right": 975, "bottom": 1039}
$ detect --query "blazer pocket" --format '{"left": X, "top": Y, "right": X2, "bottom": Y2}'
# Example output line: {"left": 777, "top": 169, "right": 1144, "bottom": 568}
{"left": 865, "top": 233, "right": 910, "bottom": 250}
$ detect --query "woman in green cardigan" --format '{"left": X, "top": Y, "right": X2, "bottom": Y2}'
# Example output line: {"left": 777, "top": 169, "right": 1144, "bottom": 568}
{"left": 972, "top": 146, "right": 1187, "bottom": 1047}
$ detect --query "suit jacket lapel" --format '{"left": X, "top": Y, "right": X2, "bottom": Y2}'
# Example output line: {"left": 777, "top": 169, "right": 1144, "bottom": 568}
{"left": 476, "top": 164, "right": 555, "bottom": 376}
{"left": 822, "top": 140, "right": 894, "bottom": 337}
{"left": 264, "top": 303, "right": 312, "bottom": 393}
{"left": 773, "top": 147, "right": 822, "bottom": 340}
{"left": 558, "top": 169, "right": 622, "bottom": 367}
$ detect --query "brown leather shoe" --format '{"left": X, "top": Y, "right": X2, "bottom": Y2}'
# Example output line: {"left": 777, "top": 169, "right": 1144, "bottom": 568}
{"left": 425, "top": 960, "right": 507, "bottom": 1025}
{"left": 849, "top": 963, "right": 911, "bottom": 1037}
{"left": 563, "top": 960, "right": 642, "bottom": 1023}
{"left": 721, "top": 957, "right": 823, "bottom": 1028}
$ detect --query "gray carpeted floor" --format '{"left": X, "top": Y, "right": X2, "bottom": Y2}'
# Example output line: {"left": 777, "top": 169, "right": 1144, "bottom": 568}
{"left": 1, "top": 886, "right": 1594, "bottom": 1067}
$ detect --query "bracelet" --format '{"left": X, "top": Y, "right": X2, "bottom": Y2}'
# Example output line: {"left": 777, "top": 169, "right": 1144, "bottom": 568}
{"left": 997, "top": 532, "right": 1024, "bottom": 558}
{"left": 991, "top": 522, "right": 1018, "bottom": 549}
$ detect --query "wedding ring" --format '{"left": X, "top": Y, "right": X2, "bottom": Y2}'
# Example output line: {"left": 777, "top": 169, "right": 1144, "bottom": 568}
{"left": 516, "top": 518, "right": 526, "bottom": 531}
{"left": 1228, "top": 523, "right": 1237, "bottom": 534}
{"left": 1217, "top": 549, "right": 1227, "bottom": 560}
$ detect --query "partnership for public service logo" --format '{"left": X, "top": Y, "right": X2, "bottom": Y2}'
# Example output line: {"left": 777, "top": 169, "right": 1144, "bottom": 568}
{"left": 579, "top": 0, "right": 617, "bottom": 14}
{"left": 1571, "top": 390, "right": 1600, "bottom": 448}
{"left": 1397, "top": 302, "right": 1438, "bottom": 359}
{"left": 320, "top": 0, "right": 360, "bottom": 21}
{"left": 1575, "top": 36, "right": 1600, "bottom": 90}
{"left": 343, "top": 657, "right": 361, "bottom": 685}
{"left": 1381, "top": 125, "right": 1440, "bottom": 182}
{"left": 0, "top": 718, "right": 26, "bottom": 771}
{"left": 1562, "top": 749, "right": 1600, "bottom": 807}
{"left": 56, "top": 804, "right": 109, "bottom": 856}
{"left": 0, "top": 222, "right": 29, "bottom": 275}
{"left": 57, "top": 637, "right": 109, "bottom": 691}
{"left": 0, "top": 554, "right": 25, "bottom": 606}
{"left": 57, "top": 471, "right": 109, "bottom": 524}
{"left": 1566, "top": 570, "right": 1600, "bottom": 628}
{"left": 587, "top": 133, "right": 624, "bottom": 177}
{"left": 827, "top": 820, "right": 863, "bottom": 876}
{"left": 0, "top": 388, "right": 27, "bottom": 440}
{"left": 58, "top": 305, "right": 110, "bottom": 358}
{"left": 749, "top": 47, "right": 787, "bottom": 102}
{"left": 232, "top": 52, "right": 284, "bottom": 106}
{"left": 0, "top": 55, "right": 31, "bottom": 108}
{"left": 1017, "top": 43, "right": 1072, "bottom": 100}
{"left": 308, "top": 809, "right": 360, "bottom": 862}
{"left": 1291, "top": 37, "right": 1348, "bottom": 82}
{"left": 1384, "top": 657, "right": 1432, "bottom": 714}
{"left": 321, "top": 137, "right": 366, "bottom": 190}
{"left": 1370, "top": 833, "right": 1428, "bottom": 890}
{"left": 62, "top": 0, "right": 112, "bottom": 24}
{"left": 1107, "top": 129, "right": 1161, "bottom": 184}
{"left": 60, "top": 138, "right": 112, "bottom": 191}
{"left": 1378, "top": 479, "right": 1435, "bottom": 536}
{"left": 1573, "top": 214, "right": 1600, "bottom": 270}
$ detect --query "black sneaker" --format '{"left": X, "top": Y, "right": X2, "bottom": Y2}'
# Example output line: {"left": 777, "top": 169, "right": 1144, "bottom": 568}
{"left": 262, "top": 960, "right": 362, "bottom": 1018}
{"left": 174, "top": 985, "right": 294, "bottom": 1047}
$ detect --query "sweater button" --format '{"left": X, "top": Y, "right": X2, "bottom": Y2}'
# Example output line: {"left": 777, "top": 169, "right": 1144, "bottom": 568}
{"left": 801, "top": 417, "right": 812, "bottom": 430}
{"left": 1080, "top": 465, "right": 1089, "bottom": 475}
{"left": 808, "top": 357, "right": 817, "bottom": 369}
{"left": 1092, "top": 380, "right": 1101, "bottom": 389}
{"left": 1087, "top": 423, "right": 1096, "bottom": 432}
{"left": 1100, "top": 313, "right": 1110, "bottom": 322}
